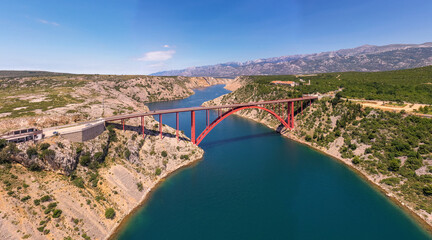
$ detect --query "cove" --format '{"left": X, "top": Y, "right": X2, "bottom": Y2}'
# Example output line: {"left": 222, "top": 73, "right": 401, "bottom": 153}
{"left": 116, "top": 85, "right": 431, "bottom": 239}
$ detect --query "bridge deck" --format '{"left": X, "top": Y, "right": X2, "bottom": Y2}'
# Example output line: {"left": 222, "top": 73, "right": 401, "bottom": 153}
{"left": 103, "top": 96, "right": 318, "bottom": 121}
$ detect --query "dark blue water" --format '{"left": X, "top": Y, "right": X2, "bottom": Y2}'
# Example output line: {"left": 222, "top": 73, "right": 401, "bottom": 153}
{"left": 117, "top": 85, "right": 431, "bottom": 239}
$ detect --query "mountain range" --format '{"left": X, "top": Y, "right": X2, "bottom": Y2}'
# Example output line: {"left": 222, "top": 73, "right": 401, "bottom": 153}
{"left": 152, "top": 42, "right": 432, "bottom": 77}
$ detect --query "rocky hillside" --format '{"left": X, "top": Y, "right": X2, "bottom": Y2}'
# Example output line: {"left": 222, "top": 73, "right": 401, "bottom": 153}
{"left": 0, "top": 74, "right": 231, "bottom": 133}
{"left": 152, "top": 42, "right": 432, "bottom": 77}
{"left": 0, "top": 112, "right": 203, "bottom": 240}
{"left": 0, "top": 73, "right": 230, "bottom": 239}
{"left": 204, "top": 80, "right": 432, "bottom": 230}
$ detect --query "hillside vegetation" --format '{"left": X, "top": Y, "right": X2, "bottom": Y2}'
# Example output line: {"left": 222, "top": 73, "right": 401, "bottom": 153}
{"left": 246, "top": 65, "right": 432, "bottom": 104}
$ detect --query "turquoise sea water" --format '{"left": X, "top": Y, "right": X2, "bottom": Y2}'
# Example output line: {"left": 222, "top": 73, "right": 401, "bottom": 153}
{"left": 117, "top": 85, "right": 431, "bottom": 240}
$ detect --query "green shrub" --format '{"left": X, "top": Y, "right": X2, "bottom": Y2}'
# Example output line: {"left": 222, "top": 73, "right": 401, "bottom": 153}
{"left": 34, "top": 199, "right": 41, "bottom": 206}
{"left": 161, "top": 151, "right": 167, "bottom": 157}
{"left": 423, "top": 185, "right": 432, "bottom": 196}
{"left": 21, "top": 195, "right": 31, "bottom": 202}
{"left": 52, "top": 209, "right": 62, "bottom": 218}
{"left": 40, "top": 195, "right": 51, "bottom": 202}
{"left": 105, "top": 208, "right": 115, "bottom": 219}
{"left": 39, "top": 143, "right": 50, "bottom": 151}
{"left": 93, "top": 152, "right": 104, "bottom": 162}
{"left": 41, "top": 149, "right": 55, "bottom": 161}
{"left": 0, "top": 139, "right": 7, "bottom": 150}
{"left": 72, "top": 177, "right": 85, "bottom": 188}
{"left": 380, "top": 177, "right": 401, "bottom": 186}
{"left": 26, "top": 147, "right": 38, "bottom": 159}
{"left": 79, "top": 153, "right": 91, "bottom": 166}
{"left": 137, "top": 182, "right": 143, "bottom": 192}
{"left": 47, "top": 202, "right": 57, "bottom": 209}
{"left": 29, "top": 163, "right": 42, "bottom": 171}
{"left": 155, "top": 168, "right": 162, "bottom": 176}
{"left": 352, "top": 156, "right": 361, "bottom": 165}
{"left": 124, "top": 149, "right": 131, "bottom": 159}
{"left": 388, "top": 159, "right": 401, "bottom": 172}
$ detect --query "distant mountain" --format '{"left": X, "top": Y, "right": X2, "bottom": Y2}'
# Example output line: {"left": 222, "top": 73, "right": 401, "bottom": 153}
{"left": 152, "top": 42, "right": 432, "bottom": 77}
{"left": 0, "top": 70, "right": 71, "bottom": 78}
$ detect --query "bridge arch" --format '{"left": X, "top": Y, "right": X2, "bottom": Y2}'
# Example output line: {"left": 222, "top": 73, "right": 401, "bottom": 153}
{"left": 195, "top": 105, "right": 292, "bottom": 146}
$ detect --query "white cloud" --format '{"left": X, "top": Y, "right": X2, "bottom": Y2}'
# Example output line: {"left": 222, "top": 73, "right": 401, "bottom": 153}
{"left": 37, "top": 19, "right": 60, "bottom": 26}
{"left": 137, "top": 50, "right": 175, "bottom": 61}
{"left": 163, "top": 45, "right": 170, "bottom": 48}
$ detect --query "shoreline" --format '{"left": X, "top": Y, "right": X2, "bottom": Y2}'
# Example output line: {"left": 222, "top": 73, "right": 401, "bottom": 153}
{"left": 282, "top": 133, "right": 432, "bottom": 235}
{"left": 234, "top": 111, "right": 432, "bottom": 235}
{"left": 107, "top": 152, "right": 204, "bottom": 240}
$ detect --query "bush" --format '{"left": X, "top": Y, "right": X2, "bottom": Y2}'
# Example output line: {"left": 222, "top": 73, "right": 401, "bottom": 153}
{"left": 34, "top": 199, "right": 41, "bottom": 206}
{"left": 180, "top": 155, "right": 189, "bottom": 160}
{"left": 47, "top": 202, "right": 57, "bottom": 209}
{"left": 79, "top": 153, "right": 91, "bottom": 166}
{"left": 124, "top": 149, "right": 131, "bottom": 159}
{"left": 388, "top": 159, "right": 401, "bottom": 172}
{"left": 41, "top": 149, "right": 55, "bottom": 161}
{"left": 21, "top": 195, "right": 31, "bottom": 202}
{"left": 137, "top": 182, "right": 143, "bottom": 192}
{"left": 405, "top": 157, "right": 423, "bottom": 170}
{"left": 352, "top": 156, "right": 361, "bottom": 165}
{"left": 26, "top": 147, "right": 38, "bottom": 159}
{"left": 105, "top": 208, "right": 116, "bottom": 219}
{"left": 40, "top": 195, "right": 51, "bottom": 202}
{"left": 0, "top": 139, "right": 7, "bottom": 150}
{"left": 161, "top": 151, "right": 167, "bottom": 157}
{"left": 39, "top": 143, "right": 50, "bottom": 151}
{"left": 29, "top": 163, "right": 42, "bottom": 171}
{"left": 93, "top": 152, "right": 104, "bottom": 162}
{"left": 72, "top": 177, "right": 85, "bottom": 188}
{"left": 423, "top": 185, "right": 432, "bottom": 196}
{"left": 380, "top": 177, "right": 401, "bottom": 186}
{"left": 155, "top": 168, "right": 162, "bottom": 176}
{"left": 107, "top": 125, "right": 118, "bottom": 142}
{"left": 305, "top": 135, "right": 312, "bottom": 142}
{"left": 52, "top": 209, "right": 62, "bottom": 218}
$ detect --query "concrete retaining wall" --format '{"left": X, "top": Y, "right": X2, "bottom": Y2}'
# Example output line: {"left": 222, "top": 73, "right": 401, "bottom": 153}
{"left": 62, "top": 122, "right": 105, "bottom": 142}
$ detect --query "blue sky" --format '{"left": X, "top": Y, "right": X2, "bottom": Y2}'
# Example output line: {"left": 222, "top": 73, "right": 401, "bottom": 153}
{"left": 0, "top": 0, "right": 431, "bottom": 74}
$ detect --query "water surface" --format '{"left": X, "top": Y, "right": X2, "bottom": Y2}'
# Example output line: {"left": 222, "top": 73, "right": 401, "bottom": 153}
{"left": 117, "top": 85, "right": 431, "bottom": 239}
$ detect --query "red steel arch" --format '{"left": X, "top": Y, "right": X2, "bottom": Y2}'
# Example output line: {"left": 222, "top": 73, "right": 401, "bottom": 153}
{"left": 195, "top": 105, "right": 292, "bottom": 146}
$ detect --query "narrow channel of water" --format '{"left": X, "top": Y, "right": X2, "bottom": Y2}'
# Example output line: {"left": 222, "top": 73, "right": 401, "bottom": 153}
{"left": 117, "top": 85, "right": 431, "bottom": 239}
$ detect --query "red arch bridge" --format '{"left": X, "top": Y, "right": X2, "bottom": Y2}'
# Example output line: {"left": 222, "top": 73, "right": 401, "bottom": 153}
{"left": 104, "top": 96, "right": 318, "bottom": 146}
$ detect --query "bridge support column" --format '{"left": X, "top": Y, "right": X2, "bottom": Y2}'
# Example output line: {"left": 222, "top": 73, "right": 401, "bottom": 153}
{"left": 291, "top": 102, "right": 295, "bottom": 129}
{"left": 141, "top": 116, "right": 145, "bottom": 138}
{"left": 206, "top": 110, "right": 209, "bottom": 126}
{"left": 191, "top": 111, "right": 196, "bottom": 144}
{"left": 301, "top": 101, "right": 303, "bottom": 115}
{"left": 159, "top": 114, "right": 162, "bottom": 139}
{"left": 287, "top": 103, "right": 290, "bottom": 126}
{"left": 176, "top": 112, "right": 179, "bottom": 142}
{"left": 122, "top": 120, "right": 125, "bottom": 132}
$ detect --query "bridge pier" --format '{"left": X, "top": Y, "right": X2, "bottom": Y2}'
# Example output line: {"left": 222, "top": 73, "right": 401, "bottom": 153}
{"left": 176, "top": 112, "right": 179, "bottom": 142}
{"left": 159, "top": 114, "right": 162, "bottom": 139}
{"left": 291, "top": 101, "right": 294, "bottom": 128}
{"left": 141, "top": 116, "right": 145, "bottom": 138}
{"left": 191, "top": 110, "right": 196, "bottom": 144}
